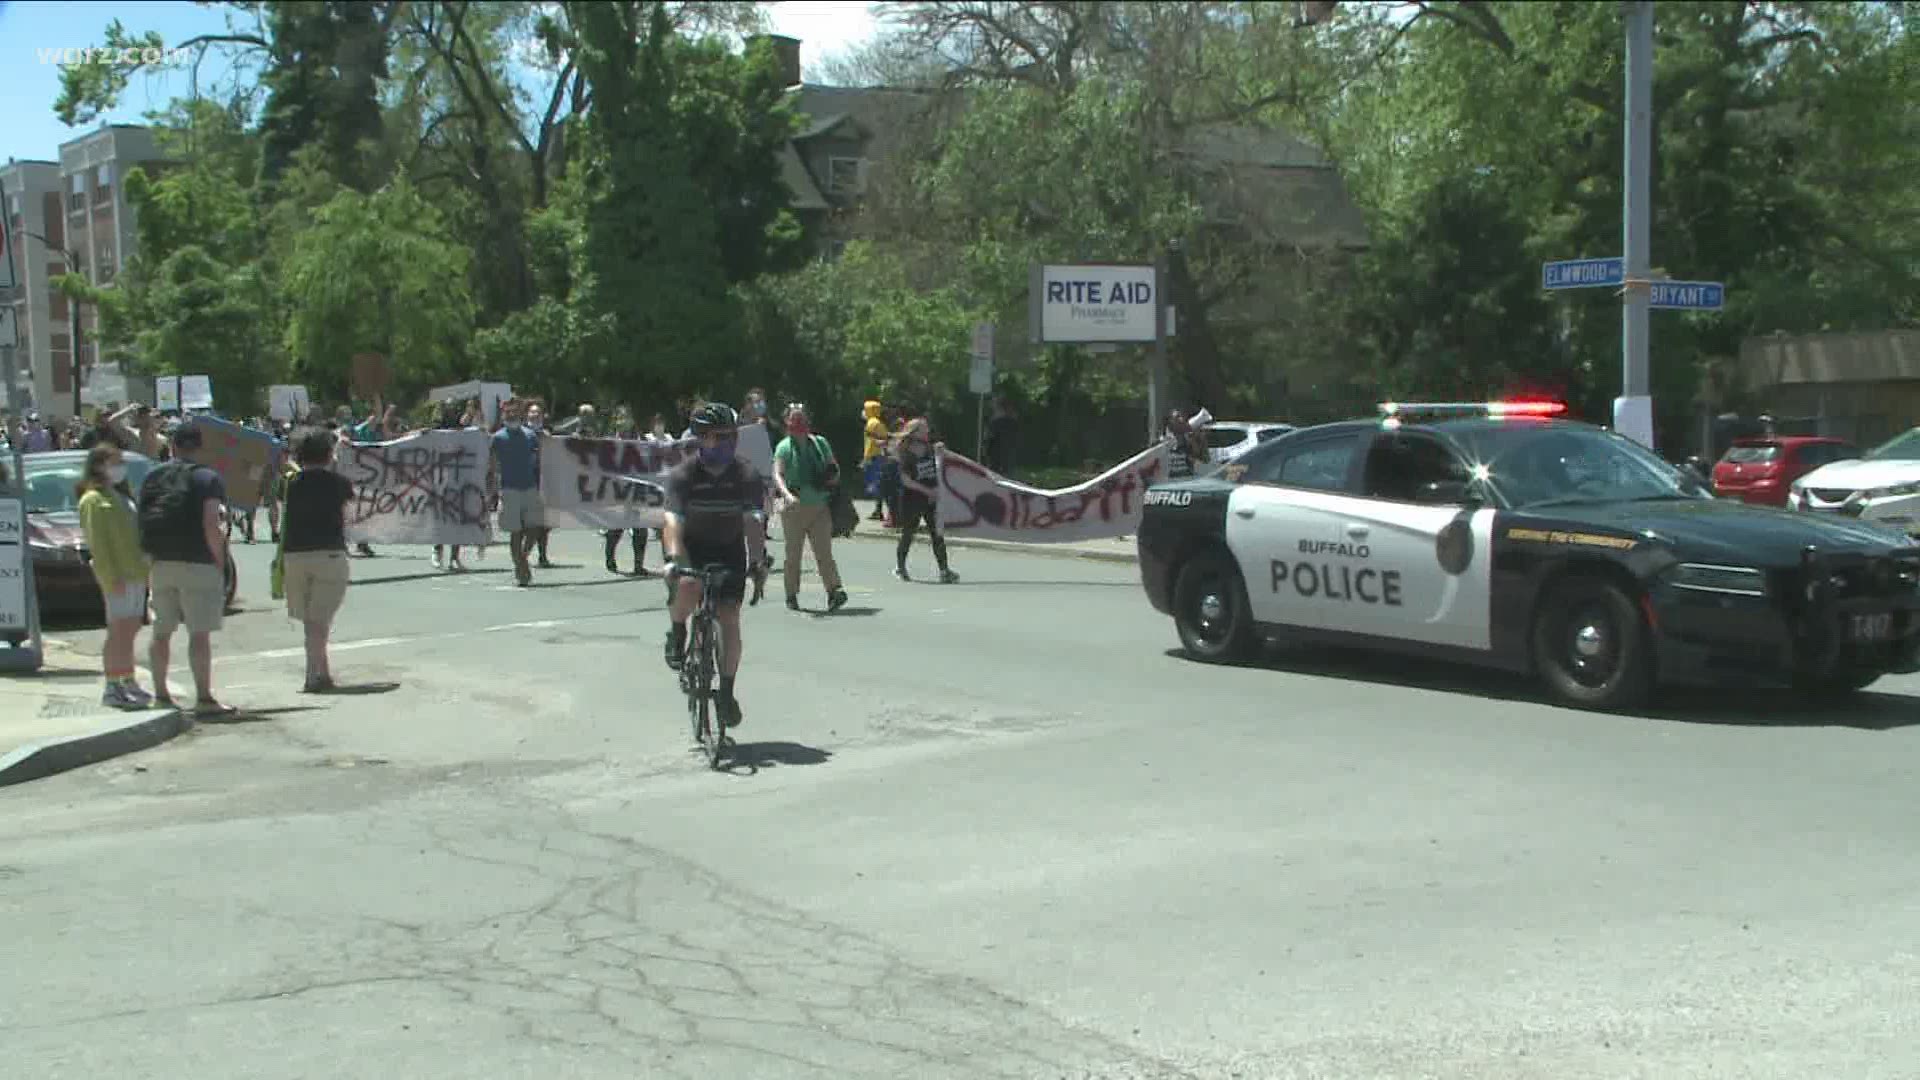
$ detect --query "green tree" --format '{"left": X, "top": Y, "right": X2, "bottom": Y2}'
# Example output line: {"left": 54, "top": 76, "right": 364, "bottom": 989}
{"left": 97, "top": 248, "right": 278, "bottom": 413}
{"left": 281, "top": 178, "right": 475, "bottom": 398}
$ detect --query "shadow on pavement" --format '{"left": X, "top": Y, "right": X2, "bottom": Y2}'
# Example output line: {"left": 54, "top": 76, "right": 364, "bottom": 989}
{"left": 1163, "top": 645, "right": 1920, "bottom": 731}
{"left": 350, "top": 568, "right": 512, "bottom": 587}
{"left": 314, "top": 681, "right": 401, "bottom": 696}
{"left": 723, "top": 741, "right": 833, "bottom": 775}
{"left": 801, "top": 606, "right": 880, "bottom": 617}
{"left": 200, "top": 705, "right": 326, "bottom": 724}
{"left": 520, "top": 577, "right": 645, "bottom": 590}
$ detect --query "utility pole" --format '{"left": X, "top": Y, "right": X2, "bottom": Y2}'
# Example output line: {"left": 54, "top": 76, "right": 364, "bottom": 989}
{"left": 0, "top": 177, "right": 16, "bottom": 415}
{"left": 22, "top": 231, "right": 83, "bottom": 421}
{"left": 1615, "top": 1, "right": 1656, "bottom": 448}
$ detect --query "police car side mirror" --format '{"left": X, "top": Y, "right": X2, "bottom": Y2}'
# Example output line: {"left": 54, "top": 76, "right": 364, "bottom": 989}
{"left": 1417, "top": 480, "right": 1472, "bottom": 505}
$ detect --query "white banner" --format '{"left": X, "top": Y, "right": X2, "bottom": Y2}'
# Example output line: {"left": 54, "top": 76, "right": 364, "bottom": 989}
{"left": 936, "top": 442, "right": 1171, "bottom": 543}
{"left": 338, "top": 429, "right": 494, "bottom": 545}
{"left": 540, "top": 422, "right": 776, "bottom": 530}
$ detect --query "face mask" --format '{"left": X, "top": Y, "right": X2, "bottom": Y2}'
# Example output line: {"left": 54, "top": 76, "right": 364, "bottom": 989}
{"left": 699, "top": 442, "right": 736, "bottom": 467}
{"left": 754, "top": 401, "right": 767, "bottom": 416}
{"left": 105, "top": 464, "right": 127, "bottom": 485}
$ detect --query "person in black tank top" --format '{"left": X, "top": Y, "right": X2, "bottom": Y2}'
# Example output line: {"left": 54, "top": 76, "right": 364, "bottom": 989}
{"left": 893, "top": 418, "right": 958, "bottom": 583}
{"left": 1164, "top": 410, "right": 1209, "bottom": 479}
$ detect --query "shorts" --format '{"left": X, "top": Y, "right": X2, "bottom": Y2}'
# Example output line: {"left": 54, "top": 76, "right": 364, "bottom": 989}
{"left": 150, "top": 560, "right": 225, "bottom": 635}
{"left": 101, "top": 581, "right": 147, "bottom": 622}
{"left": 678, "top": 543, "right": 748, "bottom": 605}
{"left": 499, "top": 488, "right": 544, "bottom": 532}
{"left": 284, "top": 549, "right": 350, "bottom": 623}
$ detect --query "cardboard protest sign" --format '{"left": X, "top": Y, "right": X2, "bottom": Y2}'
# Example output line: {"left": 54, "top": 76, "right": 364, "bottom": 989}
{"left": 539, "top": 421, "right": 777, "bottom": 530}
{"left": 338, "top": 429, "right": 492, "bottom": 545}
{"left": 179, "top": 374, "right": 214, "bottom": 410}
{"left": 936, "top": 442, "right": 1169, "bottom": 543}
{"left": 155, "top": 376, "right": 180, "bottom": 412}
{"left": 195, "top": 416, "right": 278, "bottom": 511}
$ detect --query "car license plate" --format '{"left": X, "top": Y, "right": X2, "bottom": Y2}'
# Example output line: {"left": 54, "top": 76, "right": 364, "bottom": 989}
{"left": 1849, "top": 613, "right": 1895, "bottom": 642}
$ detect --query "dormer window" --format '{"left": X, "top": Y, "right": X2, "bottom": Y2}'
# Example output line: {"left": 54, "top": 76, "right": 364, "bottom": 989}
{"left": 827, "top": 156, "right": 867, "bottom": 196}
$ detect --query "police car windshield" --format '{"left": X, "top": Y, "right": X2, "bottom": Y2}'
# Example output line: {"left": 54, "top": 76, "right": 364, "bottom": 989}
{"left": 1450, "top": 425, "right": 1704, "bottom": 509}
{"left": 1865, "top": 428, "right": 1920, "bottom": 461}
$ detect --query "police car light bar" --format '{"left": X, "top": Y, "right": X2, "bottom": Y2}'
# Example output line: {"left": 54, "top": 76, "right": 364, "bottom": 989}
{"left": 1377, "top": 401, "right": 1567, "bottom": 419}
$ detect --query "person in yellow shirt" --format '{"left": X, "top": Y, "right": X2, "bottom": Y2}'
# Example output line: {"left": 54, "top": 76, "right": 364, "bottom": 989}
{"left": 861, "top": 399, "right": 888, "bottom": 521}
{"left": 75, "top": 443, "right": 154, "bottom": 708}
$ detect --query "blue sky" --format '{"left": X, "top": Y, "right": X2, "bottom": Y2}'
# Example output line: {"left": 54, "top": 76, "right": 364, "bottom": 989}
{"left": 0, "top": 0, "right": 884, "bottom": 165}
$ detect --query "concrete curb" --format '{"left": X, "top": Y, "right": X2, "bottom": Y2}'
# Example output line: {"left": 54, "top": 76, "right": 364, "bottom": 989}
{"left": 841, "top": 529, "right": 1138, "bottom": 565}
{"left": 0, "top": 707, "right": 188, "bottom": 787}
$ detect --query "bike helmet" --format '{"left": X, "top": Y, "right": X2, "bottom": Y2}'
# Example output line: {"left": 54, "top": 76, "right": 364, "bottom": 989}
{"left": 688, "top": 402, "right": 740, "bottom": 434}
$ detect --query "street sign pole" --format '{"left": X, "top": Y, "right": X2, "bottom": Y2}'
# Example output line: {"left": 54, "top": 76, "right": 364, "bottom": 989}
{"left": 1616, "top": 0, "right": 1655, "bottom": 449}
{"left": 1150, "top": 253, "right": 1170, "bottom": 447}
{"left": 969, "top": 322, "right": 995, "bottom": 460}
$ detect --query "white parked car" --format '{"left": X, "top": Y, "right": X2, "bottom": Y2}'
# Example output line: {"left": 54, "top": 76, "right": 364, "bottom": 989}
{"left": 1202, "top": 421, "right": 1294, "bottom": 463}
{"left": 1789, "top": 427, "right": 1920, "bottom": 537}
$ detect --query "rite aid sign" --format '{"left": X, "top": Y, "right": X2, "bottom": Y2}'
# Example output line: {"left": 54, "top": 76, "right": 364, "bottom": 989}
{"left": 1033, "top": 264, "right": 1160, "bottom": 343}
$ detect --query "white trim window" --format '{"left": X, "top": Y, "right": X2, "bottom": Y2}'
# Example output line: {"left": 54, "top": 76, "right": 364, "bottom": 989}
{"left": 68, "top": 172, "right": 86, "bottom": 211}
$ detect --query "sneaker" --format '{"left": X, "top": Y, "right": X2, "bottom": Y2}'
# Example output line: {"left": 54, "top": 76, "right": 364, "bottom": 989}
{"left": 940, "top": 569, "right": 960, "bottom": 584}
{"left": 664, "top": 629, "right": 686, "bottom": 671}
{"left": 894, "top": 567, "right": 910, "bottom": 581}
{"left": 606, "top": 557, "right": 619, "bottom": 574}
{"left": 432, "top": 552, "right": 444, "bottom": 569}
{"left": 634, "top": 566, "right": 653, "bottom": 578}
{"left": 828, "top": 589, "right": 849, "bottom": 612}
{"left": 102, "top": 683, "right": 138, "bottom": 709}
{"left": 786, "top": 595, "right": 800, "bottom": 612}
{"left": 122, "top": 683, "right": 154, "bottom": 707}
{"left": 718, "top": 695, "right": 743, "bottom": 728}
{"left": 303, "top": 675, "right": 336, "bottom": 694}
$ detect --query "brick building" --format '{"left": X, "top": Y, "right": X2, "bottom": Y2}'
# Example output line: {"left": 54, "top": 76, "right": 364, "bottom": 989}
{"left": 54, "top": 124, "right": 166, "bottom": 414}
{"left": 0, "top": 159, "right": 61, "bottom": 415}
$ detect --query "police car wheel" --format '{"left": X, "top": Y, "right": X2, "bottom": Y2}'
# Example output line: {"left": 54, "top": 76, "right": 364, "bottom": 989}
{"left": 1531, "top": 577, "right": 1652, "bottom": 710}
{"left": 1173, "top": 551, "right": 1255, "bottom": 663}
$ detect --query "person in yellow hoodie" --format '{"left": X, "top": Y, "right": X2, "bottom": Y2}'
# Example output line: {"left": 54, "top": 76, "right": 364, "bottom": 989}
{"left": 860, "top": 399, "right": 889, "bottom": 521}
{"left": 75, "top": 443, "right": 155, "bottom": 708}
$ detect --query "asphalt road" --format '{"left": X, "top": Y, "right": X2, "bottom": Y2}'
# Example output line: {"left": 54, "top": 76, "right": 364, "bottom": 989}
{"left": 6, "top": 529, "right": 1920, "bottom": 1079}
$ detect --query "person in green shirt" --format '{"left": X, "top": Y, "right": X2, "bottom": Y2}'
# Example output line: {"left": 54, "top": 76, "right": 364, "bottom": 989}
{"left": 771, "top": 403, "right": 849, "bottom": 612}
{"left": 75, "top": 443, "right": 154, "bottom": 708}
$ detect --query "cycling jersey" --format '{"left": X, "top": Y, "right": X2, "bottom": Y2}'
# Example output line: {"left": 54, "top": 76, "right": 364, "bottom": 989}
{"left": 665, "top": 458, "right": 765, "bottom": 549}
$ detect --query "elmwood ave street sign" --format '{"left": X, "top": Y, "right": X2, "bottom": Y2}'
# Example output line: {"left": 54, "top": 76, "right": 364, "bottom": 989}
{"left": 1542, "top": 257, "right": 1725, "bottom": 310}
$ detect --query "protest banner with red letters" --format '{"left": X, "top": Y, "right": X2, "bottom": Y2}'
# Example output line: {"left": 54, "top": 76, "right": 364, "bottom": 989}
{"left": 935, "top": 442, "right": 1170, "bottom": 543}
{"left": 338, "top": 429, "right": 493, "bottom": 545}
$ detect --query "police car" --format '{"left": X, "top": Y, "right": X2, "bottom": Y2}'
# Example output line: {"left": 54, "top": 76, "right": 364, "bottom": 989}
{"left": 1136, "top": 401, "right": 1920, "bottom": 709}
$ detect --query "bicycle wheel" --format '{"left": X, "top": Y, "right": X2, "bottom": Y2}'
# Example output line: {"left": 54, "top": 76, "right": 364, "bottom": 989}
{"left": 685, "top": 616, "right": 709, "bottom": 746}
{"left": 700, "top": 616, "right": 726, "bottom": 770}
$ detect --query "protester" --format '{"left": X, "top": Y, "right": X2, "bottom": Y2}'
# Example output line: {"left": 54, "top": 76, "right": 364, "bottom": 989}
{"left": 137, "top": 420, "right": 234, "bottom": 716}
{"left": 861, "top": 399, "right": 888, "bottom": 520}
{"left": 492, "top": 400, "right": 543, "bottom": 587}
{"left": 527, "top": 402, "right": 556, "bottom": 569}
{"left": 603, "top": 407, "right": 652, "bottom": 576}
{"left": 432, "top": 401, "right": 474, "bottom": 571}
{"left": 1164, "top": 409, "right": 1209, "bottom": 479}
{"left": 893, "top": 418, "right": 959, "bottom": 583}
{"left": 21, "top": 411, "right": 53, "bottom": 453}
{"left": 76, "top": 443, "right": 153, "bottom": 707}
{"left": 772, "top": 403, "right": 848, "bottom": 612}
{"left": 280, "top": 426, "right": 355, "bottom": 693}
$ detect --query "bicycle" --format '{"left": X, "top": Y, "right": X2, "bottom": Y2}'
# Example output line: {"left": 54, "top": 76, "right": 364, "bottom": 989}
{"left": 669, "top": 562, "right": 765, "bottom": 769}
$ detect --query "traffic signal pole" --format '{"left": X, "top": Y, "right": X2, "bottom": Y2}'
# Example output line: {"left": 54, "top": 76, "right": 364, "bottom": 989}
{"left": 1615, "top": 0, "right": 1656, "bottom": 448}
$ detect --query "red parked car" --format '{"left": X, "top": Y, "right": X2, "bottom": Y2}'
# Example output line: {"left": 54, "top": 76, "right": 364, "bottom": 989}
{"left": 1711, "top": 436, "right": 1859, "bottom": 506}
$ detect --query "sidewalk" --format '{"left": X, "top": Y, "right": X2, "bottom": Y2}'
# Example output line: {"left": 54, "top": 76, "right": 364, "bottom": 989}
{"left": 0, "top": 641, "right": 186, "bottom": 787}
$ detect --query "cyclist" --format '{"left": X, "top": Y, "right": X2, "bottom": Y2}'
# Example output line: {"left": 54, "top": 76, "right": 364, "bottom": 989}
{"left": 662, "top": 403, "right": 768, "bottom": 729}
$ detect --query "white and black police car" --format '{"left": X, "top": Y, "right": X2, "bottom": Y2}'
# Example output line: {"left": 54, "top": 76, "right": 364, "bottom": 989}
{"left": 1136, "top": 401, "right": 1920, "bottom": 709}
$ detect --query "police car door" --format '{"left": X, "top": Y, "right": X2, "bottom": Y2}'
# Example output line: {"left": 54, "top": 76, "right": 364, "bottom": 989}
{"left": 1226, "top": 427, "right": 1371, "bottom": 630}
{"left": 1316, "top": 431, "right": 1495, "bottom": 650}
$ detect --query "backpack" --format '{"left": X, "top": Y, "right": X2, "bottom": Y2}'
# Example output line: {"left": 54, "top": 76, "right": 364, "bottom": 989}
{"left": 138, "top": 462, "right": 208, "bottom": 561}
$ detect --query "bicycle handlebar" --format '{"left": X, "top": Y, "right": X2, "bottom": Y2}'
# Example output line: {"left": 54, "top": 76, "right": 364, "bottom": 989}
{"left": 667, "top": 561, "right": 768, "bottom": 607}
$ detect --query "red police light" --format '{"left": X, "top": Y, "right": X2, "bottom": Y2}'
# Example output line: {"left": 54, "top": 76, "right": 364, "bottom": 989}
{"left": 1486, "top": 400, "right": 1567, "bottom": 417}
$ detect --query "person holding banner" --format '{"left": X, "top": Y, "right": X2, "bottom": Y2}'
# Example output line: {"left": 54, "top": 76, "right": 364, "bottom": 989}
{"left": 893, "top": 419, "right": 959, "bottom": 583}
{"left": 492, "top": 401, "right": 544, "bottom": 587}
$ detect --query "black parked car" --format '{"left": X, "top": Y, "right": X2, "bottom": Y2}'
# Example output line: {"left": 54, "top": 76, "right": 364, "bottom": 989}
{"left": 1136, "top": 402, "right": 1920, "bottom": 709}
